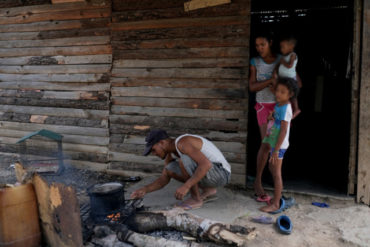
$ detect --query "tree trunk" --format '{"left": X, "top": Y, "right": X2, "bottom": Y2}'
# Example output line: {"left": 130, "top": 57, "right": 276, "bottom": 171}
{"left": 116, "top": 227, "right": 212, "bottom": 247}
{"left": 120, "top": 208, "right": 256, "bottom": 246}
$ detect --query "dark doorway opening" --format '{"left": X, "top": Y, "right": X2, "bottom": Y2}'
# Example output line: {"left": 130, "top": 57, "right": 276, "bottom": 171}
{"left": 247, "top": 0, "right": 353, "bottom": 195}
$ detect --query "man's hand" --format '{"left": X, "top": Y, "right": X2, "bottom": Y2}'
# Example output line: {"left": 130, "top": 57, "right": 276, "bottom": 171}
{"left": 130, "top": 187, "right": 147, "bottom": 199}
{"left": 175, "top": 184, "right": 190, "bottom": 200}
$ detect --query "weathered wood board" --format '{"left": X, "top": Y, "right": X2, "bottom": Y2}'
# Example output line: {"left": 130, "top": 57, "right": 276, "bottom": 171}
{"left": 357, "top": 0, "right": 370, "bottom": 205}
{"left": 0, "top": 0, "right": 251, "bottom": 187}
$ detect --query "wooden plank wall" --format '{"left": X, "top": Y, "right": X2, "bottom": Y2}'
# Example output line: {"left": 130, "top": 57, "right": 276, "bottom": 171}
{"left": 357, "top": 0, "right": 370, "bottom": 205}
{"left": 109, "top": 0, "right": 250, "bottom": 185}
{"left": 0, "top": 0, "right": 112, "bottom": 170}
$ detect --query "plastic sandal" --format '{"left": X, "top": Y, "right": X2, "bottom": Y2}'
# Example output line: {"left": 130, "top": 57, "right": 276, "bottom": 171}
{"left": 203, "top": 195, "right": 218, "bottom": 203}
{"left": 276, "top": 215, "right": 292, "bottom": 234}
{"left": 312, "top": 202, "right": 329, "bottom": 208}
{"left": 255, "top": 194, "right": 272, "bottom": 202}
{"left": 269, "top": 198, "right": 286, "bottom": 214}
{"left": 251, "top": 215, "right": 274, "bottom": 224}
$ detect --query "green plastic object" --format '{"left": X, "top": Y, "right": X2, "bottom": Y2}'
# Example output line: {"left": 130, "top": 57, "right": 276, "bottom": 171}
{"left": 16, "top": 129, "right": 63, "bottom": 144}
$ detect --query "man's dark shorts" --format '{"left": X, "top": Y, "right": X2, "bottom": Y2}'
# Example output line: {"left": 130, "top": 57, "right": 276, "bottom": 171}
{"left": 165, "top": 154, "right": 230, "bottom": 187}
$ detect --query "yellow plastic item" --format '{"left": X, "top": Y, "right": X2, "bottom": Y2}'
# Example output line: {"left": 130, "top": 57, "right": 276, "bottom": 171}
{"left": 0, "top": 183, "right": 41, "bottom": 247}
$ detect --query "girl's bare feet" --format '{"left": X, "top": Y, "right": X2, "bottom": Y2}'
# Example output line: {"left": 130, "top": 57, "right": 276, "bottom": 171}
{"left": 259, "top": 203, "right": 280, "bottom": 213}
{"left": 254, "top": 181, "right": 265, "bottom": 197}
{"left": 259, "top": 198, "right": 280, "bottom": 213}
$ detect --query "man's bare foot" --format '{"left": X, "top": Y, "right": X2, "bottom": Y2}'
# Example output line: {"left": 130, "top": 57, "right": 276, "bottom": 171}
{"left": 259, "top": 203, "right": 280, "bottom": 213}
{"left": 292, "top": 109, "right": 301, "bottom": 119}
{"left": 200, "top": 187, "right": 217, "bottom": 200}
{"left": 176, "top": 197, "right": 203, "bottom": 210}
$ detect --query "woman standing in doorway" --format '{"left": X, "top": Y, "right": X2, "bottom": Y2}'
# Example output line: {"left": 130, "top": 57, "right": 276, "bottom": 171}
{"left": 249, "top": 32, "right": 280, "bottom": 202}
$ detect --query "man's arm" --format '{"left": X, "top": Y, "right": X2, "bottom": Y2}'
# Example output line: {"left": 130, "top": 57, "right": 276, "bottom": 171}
{"left": 130, "top": 169, "right": 170, "bottom": 199}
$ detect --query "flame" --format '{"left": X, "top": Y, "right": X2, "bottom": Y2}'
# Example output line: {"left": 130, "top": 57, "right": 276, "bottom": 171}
{"left": 106, "top": 212, "right": 121, "bottom": 222}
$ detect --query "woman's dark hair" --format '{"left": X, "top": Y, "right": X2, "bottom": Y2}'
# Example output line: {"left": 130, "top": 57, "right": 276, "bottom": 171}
{"left": 254, "top": 30, "right": 274, "bottom": 43}
{"left": 276, "top": 77, "right": 299, "bottom": 99}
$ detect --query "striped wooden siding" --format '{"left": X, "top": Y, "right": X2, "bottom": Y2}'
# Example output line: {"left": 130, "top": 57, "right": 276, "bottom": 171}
{"left": 109, "top": 0, "right": 250, "bottom": 185}
{"left": 0, "top": 0, "right": 112, "bottom": 170}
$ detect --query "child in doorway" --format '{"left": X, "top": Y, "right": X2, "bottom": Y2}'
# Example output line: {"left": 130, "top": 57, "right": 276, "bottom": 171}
{"left": 259, "top": 77, "right": 299, "bottom": 213}
{"left": 276, "top": 36, "right": 302, "bottom": 119}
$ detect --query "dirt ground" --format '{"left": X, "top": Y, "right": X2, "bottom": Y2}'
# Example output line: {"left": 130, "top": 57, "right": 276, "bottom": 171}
{"left": 1, "top": 161, "right": 370, "bottom": 247}
{"left": 127, "top": 176, "right": 370, "bottom": 247}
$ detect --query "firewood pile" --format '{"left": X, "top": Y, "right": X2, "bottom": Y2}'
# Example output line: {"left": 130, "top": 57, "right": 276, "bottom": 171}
{"left": 9, "top": 163, "right": 256, "bottom": 247}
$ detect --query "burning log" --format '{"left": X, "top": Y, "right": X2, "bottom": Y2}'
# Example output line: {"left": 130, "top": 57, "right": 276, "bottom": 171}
{"left": 119, "top": 208, "right": 256, "bottom": 246}
{"left": 117, "top": 227, "right": 216, "bottom": 247}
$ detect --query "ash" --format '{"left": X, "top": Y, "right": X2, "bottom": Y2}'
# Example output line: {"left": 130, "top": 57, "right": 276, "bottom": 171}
{"left": 147, "top": 230, "right": 185, "bottom": 242}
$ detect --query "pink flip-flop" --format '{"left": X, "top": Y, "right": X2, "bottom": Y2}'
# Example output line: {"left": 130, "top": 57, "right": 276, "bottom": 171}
{"left": 255, "top": 194, "right": 272, "bottom": 203}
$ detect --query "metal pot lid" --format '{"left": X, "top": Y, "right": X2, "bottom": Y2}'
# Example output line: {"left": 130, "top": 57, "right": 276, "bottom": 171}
{"left": 89, "top": 182, "right": 123, "bottom": 194}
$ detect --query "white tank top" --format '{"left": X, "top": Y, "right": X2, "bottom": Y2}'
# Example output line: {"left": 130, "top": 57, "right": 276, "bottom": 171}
{"left": 175, "top": 134, "right": 231, "bottom": 173}
{"left": 278, "top": 52, "right": 297, "bottom": 79}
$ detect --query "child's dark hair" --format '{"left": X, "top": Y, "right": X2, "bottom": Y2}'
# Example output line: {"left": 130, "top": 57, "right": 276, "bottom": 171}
{"left": 277, "top": 77, "right": 299, "bottom": 99}
{"left": 281, "top": 35, "right": 297, "bottom": 46}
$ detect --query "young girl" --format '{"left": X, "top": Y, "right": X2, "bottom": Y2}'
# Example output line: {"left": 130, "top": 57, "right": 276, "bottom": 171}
{"left": 259, "top": 77, "right": 299, "bottom": 213}
{"left": 277, "top": 36, "right": 302, "bottom": 119}
{"left": 249, "top": 32, "right": 281, "bottom": 202}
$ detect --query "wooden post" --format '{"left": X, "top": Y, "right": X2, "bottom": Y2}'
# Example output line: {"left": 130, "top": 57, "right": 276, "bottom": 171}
{"left": 357, "top": 0, "right": 370, "bottom": 205}
{"left": 348, "top": 0, "right": 363, "bottom": 195}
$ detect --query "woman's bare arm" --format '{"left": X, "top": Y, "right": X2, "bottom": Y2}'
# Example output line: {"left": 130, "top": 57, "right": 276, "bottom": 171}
{"left": 249, "top": 65, "right": 274, "bottom": 92}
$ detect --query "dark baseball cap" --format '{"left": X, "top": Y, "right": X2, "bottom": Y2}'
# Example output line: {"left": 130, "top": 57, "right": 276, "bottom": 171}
{"left": 143, "top": 129, "right": 169, "bottom": 156}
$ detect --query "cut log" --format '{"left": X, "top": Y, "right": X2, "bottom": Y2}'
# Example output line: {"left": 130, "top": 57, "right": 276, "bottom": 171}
{"left": 116, "top": 226, "right": 215, "bottom": 247}
{"left": 32, "top": 174, "right": 83, "bottom": 247}
{"left": 119, "top": 208, "right": 256, "bottom": 246}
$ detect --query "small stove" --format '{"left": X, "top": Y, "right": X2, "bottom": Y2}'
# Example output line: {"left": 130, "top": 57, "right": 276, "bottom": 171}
{"left": 81, "top": 182, "right": 143, "bottom": 243}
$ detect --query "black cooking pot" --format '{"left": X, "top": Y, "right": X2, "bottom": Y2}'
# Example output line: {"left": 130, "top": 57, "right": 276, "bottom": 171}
{"left": 87, "top": 182, "right": 125, "bottom": 219}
